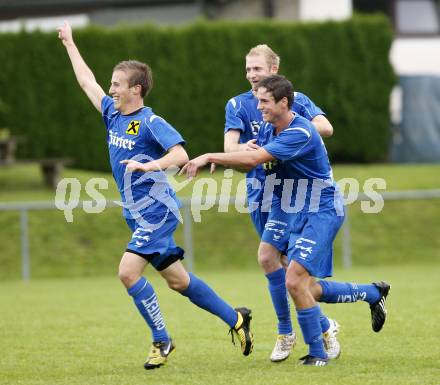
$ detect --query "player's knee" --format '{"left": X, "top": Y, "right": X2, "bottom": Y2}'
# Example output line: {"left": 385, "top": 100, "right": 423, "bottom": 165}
{"left": 285, "top": 275, "right": 306, "bottom": 298}
{"left": 285, "top": 275, "right": 298, "bottom": 292}
{"left": 258, "top": 247, "right": 279, "bottom": 272}
{"left": 118, "top": 267, "right": 140, "bottom": 288}
{"left": 166, "top": 276, "right": 188, "bottom": 292}
{"left": 258, "top": 253, "right": 272, "bottom": 270}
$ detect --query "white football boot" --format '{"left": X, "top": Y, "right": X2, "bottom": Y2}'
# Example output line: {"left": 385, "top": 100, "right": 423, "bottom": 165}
{"left": 270, "top": 332, "right": 297, "bottom": 362}
{"left": 323, "top": 319, "right": 341, "bottom": 359}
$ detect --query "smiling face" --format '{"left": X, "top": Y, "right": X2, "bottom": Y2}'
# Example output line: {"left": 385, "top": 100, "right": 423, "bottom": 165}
{"left": 256, "top": 86, "right": 288, "bottom": 124}
{"left": 108, "top": 70, "right": 140, "bottom": 113}
{"left": 245, "top": 54, "right": 278, "bottom": 91}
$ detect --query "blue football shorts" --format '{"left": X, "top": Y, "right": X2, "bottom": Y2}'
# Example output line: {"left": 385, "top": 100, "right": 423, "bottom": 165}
{"left": 257, "top": 197, "right": 290, "bottom": 254}
{"left": 287, "top": 209, "right": 344, "bottom": 278}
{"left": 125, "top": 211, "right": 184, "bottom": 271}
{"left": 249, "top": 205, "right": 268, "bottom": 239}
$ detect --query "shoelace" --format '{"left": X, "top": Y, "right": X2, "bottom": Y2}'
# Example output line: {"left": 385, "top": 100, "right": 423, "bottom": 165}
{"left": 228, "top": 328, "right": 236, "bottom": 346}
{"left": 325, "top": 336, "right": 336, "bottom": 349}
{"left": 280, "top": 339, "right": 291, "bottom": 350}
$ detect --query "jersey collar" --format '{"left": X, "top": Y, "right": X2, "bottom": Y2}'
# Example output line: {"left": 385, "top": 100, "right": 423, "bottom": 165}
{"left": 121, "top": 106, "right": 146, "bottom": 117}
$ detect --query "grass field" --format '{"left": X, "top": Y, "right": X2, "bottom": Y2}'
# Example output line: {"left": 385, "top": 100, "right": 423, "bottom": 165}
{"left": 1, "top": 265, "right": 440, "bottom": 385}
{"left": 1, "top": 164, "right": 439, "bottom": 384}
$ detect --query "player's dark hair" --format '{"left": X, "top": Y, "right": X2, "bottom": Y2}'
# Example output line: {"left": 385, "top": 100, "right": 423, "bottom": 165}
{"left": 113, "top": 60, "right": 153, "bottom": 98}
{"left": 257, "top": 75, "right": 294, "bottom": 109}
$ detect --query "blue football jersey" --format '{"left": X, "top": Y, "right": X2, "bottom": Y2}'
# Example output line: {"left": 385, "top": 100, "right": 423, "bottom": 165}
{"left": 260, "top": 113, "right": 342, "bottom": 213}
{"left": 224, "top": 90, "right": 324, "bottom": 204}
{"left": 101, "top": 96, "right": 185, "bottom": 219}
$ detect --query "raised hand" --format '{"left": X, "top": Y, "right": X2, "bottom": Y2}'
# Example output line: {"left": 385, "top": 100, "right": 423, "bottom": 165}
{"left": 57, "top": 21, "right": 73, "bottom": 46}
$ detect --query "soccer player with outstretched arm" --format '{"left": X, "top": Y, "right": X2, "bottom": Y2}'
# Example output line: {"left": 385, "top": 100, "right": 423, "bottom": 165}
{"left": 57, "top": 21, "right": 253, "bottom": 370}
{"left": 224, "top": 44, "right": 339, "bottom": 362}
{"left": 183, "top": 75, "right": 390, "bottom": 366}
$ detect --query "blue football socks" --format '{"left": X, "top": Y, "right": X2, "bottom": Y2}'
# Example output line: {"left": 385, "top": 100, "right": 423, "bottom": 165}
{"left": 297, "top": 305, "right": 327, "bottom": 359}
{"left": 320, "top": 312, "right": 331, "bottom": 333}
{"left": 266, "top": 268, "right": 293, "bottom": 335}
{"left": 127, "top": 277, "right": 169, "bottom": 343}
{"left": 180, "top": 273, "right": 238, "bottom": 328}
{"left": 318, "top": 280, "right": 381, "bottom": 304}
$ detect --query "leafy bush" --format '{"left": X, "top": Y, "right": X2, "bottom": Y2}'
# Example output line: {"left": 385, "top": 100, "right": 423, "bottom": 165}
{"left": 0, "top": 15, "right": 394, "bottom": 170}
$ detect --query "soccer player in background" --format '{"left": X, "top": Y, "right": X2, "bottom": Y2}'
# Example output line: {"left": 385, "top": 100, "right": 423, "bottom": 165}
{"left": 182, "top": 75, "right": 390, "bottom": 366}
{"left": 57, "top": 21, "right": 254, "bottom": 370}
{"left": 224, "top": 44, "right": 339, "bottom": 362}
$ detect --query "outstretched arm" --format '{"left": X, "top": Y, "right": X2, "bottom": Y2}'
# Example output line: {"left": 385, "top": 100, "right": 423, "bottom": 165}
{"left": 120, "top": 144, "right": 189, "bottom": 173}
{"left": 180, "top": 148, "right": 274, "bottom": 179}
{"left": 57, "top": 21, "right": 105, "bottom": 112}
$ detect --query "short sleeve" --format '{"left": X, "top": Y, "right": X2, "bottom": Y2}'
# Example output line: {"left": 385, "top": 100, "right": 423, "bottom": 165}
{"left": 263, "top": 127, "right": 312, "bottom": 161}
{"left": 294, "top": 92, "right": 325, "bottom": 121}
{"left": 146, "top": 115, "right": 185, "bottom": 151}
{"left": 224, "top": 98, "right": 245, "bottom": 133}
{"left": 101, "top": 96, "right": 115, "bottom": 129}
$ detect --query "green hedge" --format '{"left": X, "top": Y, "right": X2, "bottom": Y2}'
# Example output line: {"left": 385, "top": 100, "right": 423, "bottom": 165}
{"left": 0, "top": 15, "right": 394, "bottom": 170}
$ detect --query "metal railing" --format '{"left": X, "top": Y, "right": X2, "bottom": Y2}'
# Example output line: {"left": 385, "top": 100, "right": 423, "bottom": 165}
{"left": 341, "top": 189, "right": 440, "bottom": 268}
{"left": 1, "top": 189, "right": 440, "bottom": 281}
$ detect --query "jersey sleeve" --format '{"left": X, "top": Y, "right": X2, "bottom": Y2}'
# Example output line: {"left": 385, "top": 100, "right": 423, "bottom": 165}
{"left": 146, "top": 115, "right": 185, "bottom": 151}
{"left": 294, "top": 92, "right": 325, "bottom": 121}
{"left": 263, "top": 126, "right": 312, "bottom": 161}
{"left": 224, "top": 97, "right": 245, "bottom": 133}
{"left": 101, "top": 96, "right": 115, "bottom": 129}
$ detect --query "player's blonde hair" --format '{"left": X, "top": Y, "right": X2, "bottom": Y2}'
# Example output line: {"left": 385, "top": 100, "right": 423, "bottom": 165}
{"left": 246, "top": 44, "right": 280, "bottom": 68}
{"left": 113, "top": 60, "right": 153, "bottom": 98}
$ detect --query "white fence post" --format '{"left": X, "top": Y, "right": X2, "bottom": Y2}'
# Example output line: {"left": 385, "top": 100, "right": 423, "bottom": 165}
{"left": 342, "top": 205, "right": 352, "bottom": 269}
{"left": 20, "top": 209, "right": 30, "bottom": 281}
{"left": 182, "top": 199, "right": 194, "bottom": 272}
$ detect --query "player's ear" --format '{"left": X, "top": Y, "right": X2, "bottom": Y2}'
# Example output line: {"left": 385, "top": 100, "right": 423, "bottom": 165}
{"left": 270, "top": 65, "right": 278, "bottom": 74}
{"left": 132, "top": 84, "right": 142, "bottom": 96}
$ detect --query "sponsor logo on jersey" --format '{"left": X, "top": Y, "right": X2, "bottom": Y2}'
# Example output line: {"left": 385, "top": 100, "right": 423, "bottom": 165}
{"left": 126, "top": 120, "right": 140, "bottom": 135}
{"left": 250, "top": 120, "right": 261, "bottom": 136}
{"left": 263, "top": 159, "right": 279, "bottom": 171}
{"left": 108, "top": 130, "right": 136, "bottom": 150}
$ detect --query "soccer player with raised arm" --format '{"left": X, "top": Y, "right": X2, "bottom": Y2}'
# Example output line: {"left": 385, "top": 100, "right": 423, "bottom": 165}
{"left": 224, "top": 44, "right": 339, "bottom": 362}
{"left": 57, "top": 21, "right": 253, "bottom": 370}
{"left": 182, "top": 75, "right": 390, "bottom": 366}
